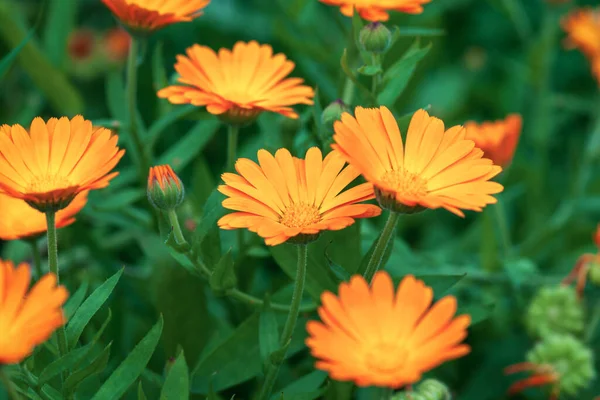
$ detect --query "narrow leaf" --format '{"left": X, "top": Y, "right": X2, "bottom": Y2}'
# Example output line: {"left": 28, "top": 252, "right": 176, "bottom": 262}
{"left": 38, "top": 344, "right": 93, "bottom": 385}
{"left": 259, "top": 298, "right": 279, "bottom": 365}
{"left": 63, "top": 281, "right": 88, "bottom": 320}
{"left": 160, "top": 352, "right": 190, "bottom": 400}
{"left": 0, "top": 29, "right": 33, "bottom": 78}
{"left": 209, "top": 250, "right": 237, "bottom": 292}
{"left": 43, "top": 0, "right": 78, "bottom": 66}
{"left": 64, "top": 342, "right": 112, "bottom": 391}
{"left": 138, "top": 382, "right": 148, "bottom": 400}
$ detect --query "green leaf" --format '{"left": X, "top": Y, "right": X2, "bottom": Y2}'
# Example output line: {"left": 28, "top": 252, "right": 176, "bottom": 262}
{"left": 340, "top": 49, "right": 373, "bottom": 103}
{"left": 206, "top": 383, "right": 219, "bottom": 400}
{"left": 64, "top": 342, "right": 112, "bottom": 392}
{"left": 63, "top": 281, "right": 89, "bottom": 320}
{"left": 351, "top": 10, "right": 364, "bottom": 55}
{"left": 160, "top": 352, "right": 190, "bottom": 400}
{"left": 193, "top": 189, "right": 227, "bottom": 248}
{"left": 458, "top": 303, "right": 495, "bottom": 325}
{"left": 0, "top": 28, "right": 33, "bottom": 79}
{"left": 270, "top": 371, "right": 328, "bottom": 400}
{"left": 149, "top": 105, "right": 198, "bottom": 146}
{"left": 209, "top": 250, "right": 237, "bottom": 292}
{"left": 42, "top": 0, "right": 78, "bottom": 67}
{"left": 106, "top": 71, "right": 127, "bottom": 122}
{"left": 324, "top": 243, "right": 352, "bottom": 283}
{"left": 413, "top": 274, "right": 466, "bottom": 296}
{"left": 393, "top": 27, "right": 445, "bottom": 38}
{"left": 38, "top": 343, "right": 94, "bottom": 385}
{"left": 358, "top": 228, "right": 395, "bottom": 278}
{"left": 90, "top": 189, "right": 145, "bottom": 211}
{"left": 91, "top": 316, "right": 164, "bottom": 400}
{"left": 259, "top": 298, "right": 279, "bottom": 366}
{"left": 67, "top": 269, "right": 123, "bottom": 348}
{"left": 152, "top": 41, "right": 173, "bottom": 118}
{"left": 357, "top": 65, "right": 383, "bottom": 76}
{"left": 138, "top": 382, "right": 148, "bottom": 400}
{"left": 378, "top": 40, "right": 432, "bottom": 107}
{"left": 311, "top": 88, "right": 325, "bottom": 145}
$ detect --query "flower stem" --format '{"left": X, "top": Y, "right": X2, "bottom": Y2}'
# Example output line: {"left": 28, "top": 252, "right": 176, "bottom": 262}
{"left": 44, "top": 211, "right": 69, "bottom": 383}
{"left": 342, "top": 77, "right": 355, "bottom": 106}
{"left": 28, "top": 239, "right": 43, "bottom": 279}
{"left": 494, "top": 199, "right": 512, "bottom": 260}
{"left": 363, "top": 212, "right": 400, "bottom": 283}
{"left": 127, "top": 36, "right": 150, "bottom": 180}
{"left": 166, "top": 209, "right": 186, "bottom": 245}
{"left": 258, "top": 244, "right": 308, "bottom": 400}
{"left": 227, "top": 288, "right": 315, "bottom": 312}
{"left": 227, "top": 124, "right": 239, "bottom": 172}
{"left": 0, "top": 367, "right": 21, "bottom": 400}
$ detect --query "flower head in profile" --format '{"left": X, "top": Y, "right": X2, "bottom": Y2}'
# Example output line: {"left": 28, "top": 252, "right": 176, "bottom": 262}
{"left": 0, "top": 116, "right": 124, "bottom": 213}
{"left": 218, "top": 147, "right": 381, "bottom": 245}
{"left": 101, "top": 0, "right": 210, "bottom": 32}
{"left": 306, "top": 272, "right": 471, "bottom": 388}
{"left": 464, "top": 114, "right": 522, "bottom": 167}
{"left": 562, "top": 8, "right": 600, "bottom": 59}
{"left": 319, "top": 0, "right": 431, "bottom": 21}
{"left": 157, "top": 41, "right": 315, "bottom": 125}
{"left": 0, "top": 259, "right": 68, "bottom": 364}
{"left": 0, "top": 192, "right": 88, "bottom": 241}
{"left": 332, "top": 107, "right": 503, "bottom": 216}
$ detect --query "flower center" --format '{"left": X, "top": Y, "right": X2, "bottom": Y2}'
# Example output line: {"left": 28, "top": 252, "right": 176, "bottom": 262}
{"left": 27, "top": 175, "right": 73, "bottom": 193}
{"left": 380, "top": 169, "right": 427, "bottom": 197}
{"left": 279, "top": 203, "right": 321, "bottom": 228}
{"left": 364, "top": 342, "right": 409, "bottom": 374}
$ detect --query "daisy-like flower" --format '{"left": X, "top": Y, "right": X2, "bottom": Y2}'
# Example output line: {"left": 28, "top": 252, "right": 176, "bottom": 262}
{"left": 0, "top": 192, "right": 88, "bottom": 241}
{"left": 306, "top": 272, "right": 471, "bottom": 388}
{"left": 562, "top": 8, "right": 600, "bottom": 60}
{"left": 101, "top": 0, "right": 210, "bottom": 32}
{"left": 217, "top": 147, "right": 381, "bottom": 245}
{"left": 319, "top": 0, "right": 431, "bottom": 22}
{"left": 0, "top": 116, "right": 124, "bottom": 213}
{"left": 332, "top": 107, "right": 503, "bottom": 216}
{"left": 157, "top": 41, "right": 315, "bottom": 125}
{"left": 464, "top": 114, "right": 522, "bottom": 167}
{"left": 0, "top": 259, "right": 68, "bottom": 364}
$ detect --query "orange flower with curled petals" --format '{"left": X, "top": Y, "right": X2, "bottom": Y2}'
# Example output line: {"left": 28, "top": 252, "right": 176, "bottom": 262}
{"left": 319, "top": 0, "right": 431, "bottom": 22}
{"left": 563, "top": 224, "right": 600, "bottom": 297}
{"left": 157, "top": 41, "right": 315, "bottom": 124}
{"left": 0, "top": 192, "right": 88, "bottom": 241}
{"left": 0, "top": 116, "right": 124, "bottom": 213}
{"left": 306, "top": 272, "right": 471, "bottom": 388}
{"left": 464, "top": 114, "right": 522, "bottom": 167}
{"left": 217, "top": 147, "right": 381, "bottom": 246}
{"left": 0, "top": 259, "right": 68, "bottom": 364}
{"left": 332, "top": 106, "right": 503, "bottom": 216}
{"left": 101, "top": 0, "right": 210, "bottom": 32}
{"left": 562, "top": 8, "right": 600, "bottom": 59}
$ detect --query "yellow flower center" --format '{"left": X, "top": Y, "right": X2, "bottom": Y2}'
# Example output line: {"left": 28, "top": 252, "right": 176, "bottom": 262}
{"left": 280, "top": 203, "right": 321, "bottom": 228}
{"left": 380, "top": 169, "right": 427, "bottom": 197}
{"left": 27, "top": 175, "right": 72, "bottom": 193}
{"left": 365, "top": 342, "right": 409, "bottom": 374}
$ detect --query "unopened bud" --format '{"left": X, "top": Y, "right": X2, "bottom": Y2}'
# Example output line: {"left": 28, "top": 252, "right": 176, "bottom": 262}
{"left": 525, "top": 285, "right": 584, "bottom": 339}
{"left": 147, "top": 165, "right": 185, "bottom": 211}
{"left": 321, "top": 99, "right": 350, "bottom": 128}
{"left": 359, "top": 22, "right": 392, "bottom": 54}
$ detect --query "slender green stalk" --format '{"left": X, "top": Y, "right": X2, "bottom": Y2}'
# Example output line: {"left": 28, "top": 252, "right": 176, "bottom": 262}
{"left": 363, "top": 212, "right": 400, "bottom": 283}
{"left": 0, "top": 368, "right": 21, "bottom": 400}
{"left": 166, "top": 209, "right": 186, "bottom": 245}
{"left": 227, "top": 124, "right": 239, "bottom": 172}
{"left": 28, "top": 239, "right": 43, "bottom": 278}
{"left": 227, "top": 288, "right": 315, "bottom": 312}
{"left": 494, "top": 200, "right": 512, "bottom": 259}
{"left": 44, "top": 211, "right": 69, "bottom": 383}
{"left": 258, "top": 244, "right": 308, "bottom": 400}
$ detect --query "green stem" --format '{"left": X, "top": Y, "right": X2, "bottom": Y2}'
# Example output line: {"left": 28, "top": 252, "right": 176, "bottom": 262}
{"left": 370, "top": 54, "right": 381, "bottom": 99}
{"left": 0, "top": 368, "right": 21, "bottom": 400}
{"left": 44, "top": 211, "right": 69, "bottom": 383}
{"left": 363, "top": 212, "right": 400, "bottom": 283}
{"left": 227, "top": 124, "right": 239, "bottom": 172}
{"left": 342, "top": 77, "right": 355, "bottom": 106}
{"left": 494, "top": 200, "right": 512, "bottom": 259}
{"left": 28, "top": 239, "right": 43, "bottom": 278}
{"left": 258, "top": 244, "right": 308, "bottom": 400}
{"left": 166, "top": 209, "right": 186, "bottom": 245}
{"left": 127, "top": 36, "right": 150, "bottom": 179}
{"left": 227, "top": 288, "right": 315, "bottom": 313}
{"left": 585, "top": 299, "right": 600, "bottom": 343}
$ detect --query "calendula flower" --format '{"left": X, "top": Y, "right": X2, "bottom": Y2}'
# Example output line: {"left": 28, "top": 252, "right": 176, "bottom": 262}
{"left": 0, "top": 192, "right": 88, "bottom": 241}
{"left": 319, "top": 0, "right": 431, "bottom": 21}
{"left": 103, "top": 28, "right": 130, "bottom": 63}
{"left": 464, "top": 114, "right": 522, "bottom": 167}
{"left": 0, "top": 259, "right": 68, "bottom": 364}
{"left": 218, "top": 147, "right": 381, "bottom": 245}
{"left": 563, "top": 224, "right": 600, "bottom": 297}
{"left": 562, "top": 8, "right": 600, "bottom": 60}
{"left": 157, "top": 41, "right": 315, "bottom": 124}
{"left": 101, "top": 0, "right": 210, "bottom": 32}
{"left": 147, "top": 165, "right": 185, "bottom": 211}
{"left": 306, "top": 272, "right": 471, "bottom": 388}
{"left": 0, "top": 116, "right": 124, "bottom": 213}
{"left": 332, "top": 107, "right": 503, "bottom": 216}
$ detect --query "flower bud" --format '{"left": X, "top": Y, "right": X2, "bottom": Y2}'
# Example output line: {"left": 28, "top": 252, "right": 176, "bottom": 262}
{"left": 321, "top": 99, "right": 350, "bottom": 128}
{"left": 525, "top": 285, "right": 584, "bottom": 339}
{"left": 417, "top": 379, "right": 451, "bottom": 400}
{"left": 359, "top": 22, "right": 392, "bottom": 54}
{"left": 147, "top": 165, "right": 185, "bottom": 211}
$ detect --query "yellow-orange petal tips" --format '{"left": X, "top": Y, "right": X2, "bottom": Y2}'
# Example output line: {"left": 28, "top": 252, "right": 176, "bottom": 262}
{"left": 0, "top": 116, "right": 124, "bottom": 213}
{"left": 147, "top": 165, "right": 185, "bottom": 211}
{"left": 319, "top": 0, "right": 431, "bottom": 22}
{"left": 217, "top": 147, "right": 381, "bottom": 246}
{"left": 101, "top": 0, "right": 210, "bottom": 33}
{"left": 0, "top": 192, "right": 88, "bottom": 241}
{"left": 562, "top": 8, "right": 600, "bottom": 60}
{"left": 0, "top": 259, "right": 68, "bottom": 364}
{"left": 157, "top": 41, "right": 315, "bottom": 125}
{"left": 332, "top": 106, "right": 503, "bottom": 216}
{"left": 464, "top": 114, "right": 522, "bottom": 168}
{"left": 306, "top": 272, "right": 471, "bottom": 388}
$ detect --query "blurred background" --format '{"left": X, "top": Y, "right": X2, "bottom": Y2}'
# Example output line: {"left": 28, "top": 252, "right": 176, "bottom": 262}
{"left": 1, "top": 0, "right": 599, "bottom": 399}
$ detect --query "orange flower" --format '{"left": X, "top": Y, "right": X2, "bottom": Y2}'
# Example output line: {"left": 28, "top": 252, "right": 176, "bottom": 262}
{"left": 101, "top": 0, "right": 210, "bottom": 32}
{"left": 0, "top": 192, "right": 88, "bottom": 241}
{"left": 67, "top": 29, "right": 96, "bottom": 61}
{"left": 157, "top": 41, "right": 315, "bottom": 124}
{"left": 0, "top": 116, "right": 124, "bottom": 213}
{"left": 306, "top": 272, "right": 471, "bottom": 388}
{"left": 103, "top": 28, "right": 131, "bottom": 62}
{"left": 217, "top": 147, "right": 381, "bottom": 245}
{"left": 0, "top": 259, "right": 68, "bottom": 364}
{"left": 464, "top": 114, "right": 522, "bottom": 167}
{"left": 563, "top": 224, "right": 600, "bottom": 297}
{"left": 147, "top": 165, "right": 185, "bottom": 211}
{"left": 319, "top": 0, "right": 431, "bottom": 21}
{"left": 562, "top": 8, "right": 600, "bottom": 60}
{"left": 332, "top": 107, "right": 503, "bottom": 216}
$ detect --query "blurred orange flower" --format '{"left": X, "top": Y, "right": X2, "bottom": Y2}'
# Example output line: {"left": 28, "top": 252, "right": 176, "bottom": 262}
{"left": 67, "top": 29, "right": 96, "bottom": 61}
{"left": 0, "top": 192, "right": 88, "bottom": 241}
{"left": 157, "top": 41, "right": 315, "bottom": 124}
{"left": 332, "top": 107, "right": 503, "bottom": 216}
{"left": 319, "top": 0, "right": 431, "bottom": 21}
{"left": 306, "top": 272, "right": 471, "bottom": 388}
{"left": 218, "top": 147, "right": 381, "bottom": 245}
{"left": 101, "top": 0, "right": 210, "bottom": 32}
{"left": 0, "top": 116, "right": 124, "bottom": 213}
{"left": 464, "top": 114, "right": 522, "bottom": 167}
{"left": 0, "top": 259, "right": 68, "bottom": 364}
{"left": 103, "top": 28, "right": 130, "bottom": 62}
{"left": 562, "top": 8, "right": 600, "bottom": 59}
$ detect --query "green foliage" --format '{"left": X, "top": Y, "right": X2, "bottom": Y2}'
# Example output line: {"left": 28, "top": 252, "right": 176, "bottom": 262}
{"left": 160, "top": 352, "right": 190, "bottom": 400}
